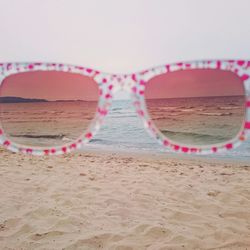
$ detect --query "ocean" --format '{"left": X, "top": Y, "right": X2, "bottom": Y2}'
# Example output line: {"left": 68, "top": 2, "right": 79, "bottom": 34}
{"left": 0, "top": 98, "right": 249, "bottom": 161}
{"left": 90, "top": 99, "right": 250, "bottom": 161}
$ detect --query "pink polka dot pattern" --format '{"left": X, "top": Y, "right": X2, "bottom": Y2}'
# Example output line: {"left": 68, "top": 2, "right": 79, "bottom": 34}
{"left": 0, "top": 60, "right": 249, "bottom": 155}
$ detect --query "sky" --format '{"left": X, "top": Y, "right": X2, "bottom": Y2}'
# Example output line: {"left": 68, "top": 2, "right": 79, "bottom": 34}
{"left": 1, "top": 71, "right": 99, "bottom": 101}
{"left": 145, "top": 69, "right": 244, "bottom": 99}
{"left": 1, "top": 69, "right": 244, "bottom": 101}
{"left": 0, "top": 0, "right": 250, "bottom": 99}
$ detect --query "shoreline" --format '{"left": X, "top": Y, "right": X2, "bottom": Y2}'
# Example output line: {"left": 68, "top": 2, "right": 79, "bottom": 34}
{"left": 78, "top": 145, "right": 250, "bottom": 166}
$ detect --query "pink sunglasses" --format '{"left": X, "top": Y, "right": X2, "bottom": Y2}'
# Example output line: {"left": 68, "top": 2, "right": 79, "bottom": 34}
{"left": 0, "top": 60, "right": 249, "bottom": 156}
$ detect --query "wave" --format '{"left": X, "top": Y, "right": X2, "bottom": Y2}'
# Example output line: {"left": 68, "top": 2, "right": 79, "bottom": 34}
{"left": 111, "top": 108, "right": 123, "bottom": 111}
{"left": 10, "top": 134, "right": 66, "bottom": 139}
{"left": 218, "top": 106, "right": 239, "bottom": 110}
{"left": 198, "top": 112, "right": 232, "bottom": 116}
{"left": 151, "top": 115, "right": 180, "bottom": 121}
{"left": 108, "top": 115, "right": 137, "bottom": 118}
{"left": 161, "top": 130, "right": 229, "bottom": 144}
{"left": 90, "top": 138, "right": 125, "bottom": 145}
{"left": 89, "top": 138, "right": 129, "bottom": 146}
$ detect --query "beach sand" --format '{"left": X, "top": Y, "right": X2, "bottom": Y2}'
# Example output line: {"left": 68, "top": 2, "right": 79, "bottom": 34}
{"left": 0, "top": 148, "right": 249, "bottom": 250}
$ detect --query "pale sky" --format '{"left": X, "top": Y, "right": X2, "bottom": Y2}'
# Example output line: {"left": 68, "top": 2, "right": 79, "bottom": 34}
{"left": 1, "top": 0, "right": 250, "bottom": 99}
{"left": 1, "top": 0, "right": 250, "bottom": 73}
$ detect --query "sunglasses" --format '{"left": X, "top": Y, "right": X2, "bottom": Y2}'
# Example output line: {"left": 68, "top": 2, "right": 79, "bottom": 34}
{"left": 0, "top": 60, "right": 249, "bottom": 156}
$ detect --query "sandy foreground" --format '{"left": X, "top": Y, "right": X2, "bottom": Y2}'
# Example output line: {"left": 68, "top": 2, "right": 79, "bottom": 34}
{"left": 0, "top": 148, "right": 249, "bottom": 250}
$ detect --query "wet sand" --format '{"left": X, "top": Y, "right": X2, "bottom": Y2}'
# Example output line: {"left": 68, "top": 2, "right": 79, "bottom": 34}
{"left": 0, "top": 148, "right": 249, "bottom": 250}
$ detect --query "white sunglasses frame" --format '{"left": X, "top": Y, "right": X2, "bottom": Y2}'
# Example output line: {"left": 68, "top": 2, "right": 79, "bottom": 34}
{"left": 0, "top": 59, "right": 249, "bottom": 156}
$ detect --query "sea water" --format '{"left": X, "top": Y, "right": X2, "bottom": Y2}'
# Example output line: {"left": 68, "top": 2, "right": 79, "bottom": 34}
{"left": 91, "top": 99, "right": 250, "bottom": 161}
{"left": 0, "top": 98, "right": 249, "bottom": 161}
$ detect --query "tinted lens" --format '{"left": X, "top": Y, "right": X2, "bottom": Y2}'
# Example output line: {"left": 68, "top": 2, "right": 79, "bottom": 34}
{"left": 0, "top": 71, "right": 99, "bottom": 147}
{"left": 145, "top": 69, "right": 246, "bottom": 146}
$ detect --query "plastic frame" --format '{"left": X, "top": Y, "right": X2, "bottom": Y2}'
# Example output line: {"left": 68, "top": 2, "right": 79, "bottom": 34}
{"left": 0, "top": 60, "right": 250, "bottom": 156}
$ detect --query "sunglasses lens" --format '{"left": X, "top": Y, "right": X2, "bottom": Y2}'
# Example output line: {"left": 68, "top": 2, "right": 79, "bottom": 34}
{"left": 0, "top": 71, "right": 99, "bottom": 147}
{"left": 145, "top": 69, "right": 246, "bottom": 146}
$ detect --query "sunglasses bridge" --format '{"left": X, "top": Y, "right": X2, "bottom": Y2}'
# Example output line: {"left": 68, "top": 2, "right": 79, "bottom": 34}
{"left": 104, "top": 74, "right": 138, "bottom": 94}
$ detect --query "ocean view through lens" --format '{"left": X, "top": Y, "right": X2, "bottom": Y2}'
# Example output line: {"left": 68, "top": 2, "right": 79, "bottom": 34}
{"left": 0, "top": 71, "right": 99, "bottom": 147}
{"left": 0, "top": 100, "right": 98, "bottom": 147}
{"left": 146, "top": 95, "right": 245, "bottom": 145}
{"left": 145, "top": 69, "right": 246, "bottom": 146}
